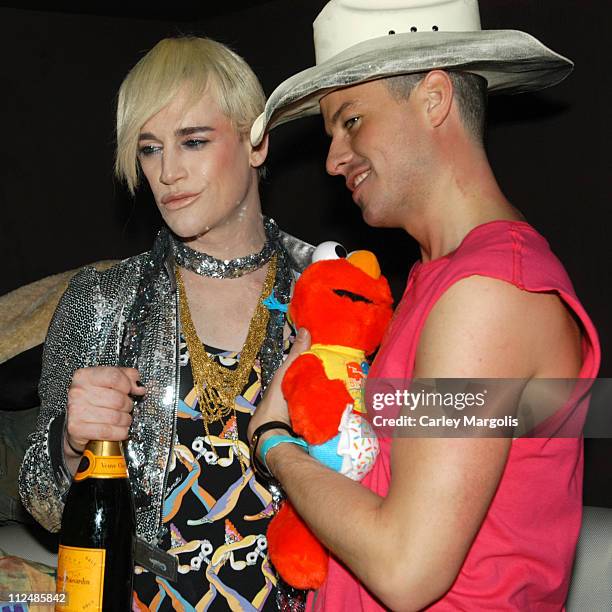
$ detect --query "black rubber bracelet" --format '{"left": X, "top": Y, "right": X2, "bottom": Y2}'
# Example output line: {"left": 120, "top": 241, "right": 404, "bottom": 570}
{"left": 249, "top": 420, "right": 296, "bottom": 481}
{"left": 65, "top": 435, "right": 85, "bottom": 456}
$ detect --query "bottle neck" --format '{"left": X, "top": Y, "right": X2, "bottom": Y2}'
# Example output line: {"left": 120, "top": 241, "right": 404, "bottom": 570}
{"left": 74, "top": 441, "right": 129, "bottom": 482}
{"left": 85, "top": 440, "right": 124, "bottom": 457}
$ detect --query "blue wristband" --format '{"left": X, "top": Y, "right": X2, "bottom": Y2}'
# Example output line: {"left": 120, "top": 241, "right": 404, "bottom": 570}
{"left": 260, "top": 434, "right": 308, "bottom": 471}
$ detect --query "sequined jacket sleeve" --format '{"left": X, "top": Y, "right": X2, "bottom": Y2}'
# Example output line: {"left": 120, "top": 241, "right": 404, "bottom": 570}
{"left": 18, "top": 262, "right": 133, "bottom": 531}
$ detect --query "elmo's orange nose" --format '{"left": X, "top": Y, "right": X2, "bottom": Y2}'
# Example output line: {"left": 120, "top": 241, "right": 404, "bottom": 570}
{"left": 347, "top": 250, "right": 381, "bottom": 279}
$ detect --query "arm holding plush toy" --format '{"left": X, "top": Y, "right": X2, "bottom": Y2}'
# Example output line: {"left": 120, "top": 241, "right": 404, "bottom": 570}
{"left": 249, "top": 279, "right": 543, "bottom": 610}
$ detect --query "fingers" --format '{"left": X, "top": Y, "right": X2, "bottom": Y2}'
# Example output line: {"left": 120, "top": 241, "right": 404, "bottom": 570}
{"left": 290, "top": 328, "right": 311, "bottom": 360}
{"left": 72, "top": 366, "right": 145, "bottom": 396}
{"left": 66, "top": 366, "right": 143, "bottom": 448}
{"left": 72, "top": 386, "right": 134, "bottom": 414}
{"left": 67, "top": 421, "right": 131, "bottom": 443}
{"left": 274, "top": 328, "right": 312, "bottom": 383}
{"left": 66, "top": 401, "right": 133, "bottom": 444}
{"left": 262, "top": 328, "right": 311, "bottom": 397}
{"left": 71, "top": 404, "right": 133, "bottom": 428}
{"left": 123, "top": 367, "right": 147, "bottom": 396}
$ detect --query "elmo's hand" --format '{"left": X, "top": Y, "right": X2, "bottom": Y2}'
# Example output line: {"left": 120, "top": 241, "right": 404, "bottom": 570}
{"left": 282, "top": 353, "right": 352, "bottom": 445}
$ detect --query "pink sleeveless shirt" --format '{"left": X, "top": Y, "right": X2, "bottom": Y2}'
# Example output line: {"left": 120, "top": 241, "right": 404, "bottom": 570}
{"left": 308, "top": 221, "right": 600, "bottom": 611}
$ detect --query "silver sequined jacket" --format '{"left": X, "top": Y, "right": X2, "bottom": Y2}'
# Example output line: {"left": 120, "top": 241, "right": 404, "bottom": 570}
{"left": 19, "top": 229, "right": 313, "bottom": 545}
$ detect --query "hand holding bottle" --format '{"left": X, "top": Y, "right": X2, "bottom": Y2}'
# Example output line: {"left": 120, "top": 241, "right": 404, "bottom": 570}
{"left": 64, "top": 366, "right": 145, "bottom": 458}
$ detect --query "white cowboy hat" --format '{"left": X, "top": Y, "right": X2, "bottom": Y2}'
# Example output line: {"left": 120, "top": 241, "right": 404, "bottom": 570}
{"left": 251, "top": 0, "right": 573, "bottom": 146}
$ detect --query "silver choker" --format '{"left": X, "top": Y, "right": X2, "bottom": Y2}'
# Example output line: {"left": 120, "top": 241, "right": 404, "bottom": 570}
{"left": 171, "top": 217, "right": 279, "bottom": 279}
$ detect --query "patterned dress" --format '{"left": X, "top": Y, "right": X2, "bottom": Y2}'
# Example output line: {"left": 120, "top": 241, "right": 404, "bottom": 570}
{"left": 133, "top": 334, "right": 288, "bottom": 611}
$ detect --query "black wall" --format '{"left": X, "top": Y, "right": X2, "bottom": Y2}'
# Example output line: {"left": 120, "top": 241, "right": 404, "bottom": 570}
{"left": 0, "top": 1, "right": 610, "bottom": 504}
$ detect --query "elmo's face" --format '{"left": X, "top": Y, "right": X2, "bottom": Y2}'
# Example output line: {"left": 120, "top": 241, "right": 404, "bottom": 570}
{"left": 290, "top": 255, "right": 393, "bottom": 354}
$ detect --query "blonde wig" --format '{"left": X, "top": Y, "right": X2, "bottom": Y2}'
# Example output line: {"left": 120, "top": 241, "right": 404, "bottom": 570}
{"left": 115, "top": 36, "right": 265, "bottom": 193}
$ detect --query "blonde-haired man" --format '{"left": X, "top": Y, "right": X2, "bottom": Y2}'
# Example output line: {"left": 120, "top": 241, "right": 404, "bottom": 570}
{"left": 20, "top": 36, "right": 312, "bottom": 610}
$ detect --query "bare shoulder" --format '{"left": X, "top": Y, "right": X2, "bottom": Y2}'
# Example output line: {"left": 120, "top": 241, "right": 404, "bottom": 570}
{"left": 414, "top": 275, "right": 581, "bottom": 378}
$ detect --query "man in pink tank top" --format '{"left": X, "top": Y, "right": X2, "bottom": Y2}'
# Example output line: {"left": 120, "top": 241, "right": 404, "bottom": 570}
{"left": 248, "top": 1, "right": 600, "bottom": 609}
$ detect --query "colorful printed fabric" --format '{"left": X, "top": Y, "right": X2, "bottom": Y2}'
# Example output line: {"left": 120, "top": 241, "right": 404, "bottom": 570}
{"left": 133, "top": 335, "right": 285, "bottom": 611}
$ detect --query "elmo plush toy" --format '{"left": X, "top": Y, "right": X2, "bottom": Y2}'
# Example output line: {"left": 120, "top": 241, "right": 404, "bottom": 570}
{"left": 267, "top": 244, "right": 394, "bottom": 590}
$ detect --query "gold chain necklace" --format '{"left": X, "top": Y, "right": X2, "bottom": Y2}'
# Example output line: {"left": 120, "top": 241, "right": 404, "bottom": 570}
{"left": 176, "top": 254, "right": 277, "bottom": 473}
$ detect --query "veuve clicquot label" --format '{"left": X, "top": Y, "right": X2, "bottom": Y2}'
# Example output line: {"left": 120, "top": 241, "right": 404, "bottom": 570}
{"left": 56, "top": 544, "right": 106, "bottom": 610}
{"left": 74, "top": 450, "right": 128, "bottom": 481}
{"left": 57, "top": 441, "right": 134, "bottom": 611}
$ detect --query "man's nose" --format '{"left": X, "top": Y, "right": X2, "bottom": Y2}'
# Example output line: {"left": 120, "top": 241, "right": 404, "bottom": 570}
{"left": 160, "top": 150, "right": 187, "bottom": 185}
{"left": 325, "top": 136, "right": 352, "bottom": 177}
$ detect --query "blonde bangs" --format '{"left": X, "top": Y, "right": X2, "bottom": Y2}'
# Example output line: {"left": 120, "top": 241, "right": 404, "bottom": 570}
{"left": 115, "top": 37, "right": 265, "bottom": 194}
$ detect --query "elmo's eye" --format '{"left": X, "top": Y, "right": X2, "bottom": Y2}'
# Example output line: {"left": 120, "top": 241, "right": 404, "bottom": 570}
{"left": 312, "top": 241, "right": 348, "bottom": 263}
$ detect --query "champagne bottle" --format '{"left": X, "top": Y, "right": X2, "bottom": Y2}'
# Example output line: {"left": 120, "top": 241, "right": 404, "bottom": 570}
{"left": 56, "top": 440, "right": 135, "bottom": 611}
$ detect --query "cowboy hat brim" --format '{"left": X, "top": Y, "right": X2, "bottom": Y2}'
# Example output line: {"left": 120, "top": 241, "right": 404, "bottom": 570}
{"left": 251, "top": 29, "right": 573, "bottom": 146}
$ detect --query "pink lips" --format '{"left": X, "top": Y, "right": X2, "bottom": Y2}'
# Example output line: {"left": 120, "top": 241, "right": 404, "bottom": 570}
{"left": 160, "top": 192, "right": 200, "bottom": 210}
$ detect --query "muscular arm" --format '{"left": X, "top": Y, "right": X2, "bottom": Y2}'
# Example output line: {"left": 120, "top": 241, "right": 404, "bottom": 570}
{"left": 259, "top": 277, "right": 579, "bottom": 610}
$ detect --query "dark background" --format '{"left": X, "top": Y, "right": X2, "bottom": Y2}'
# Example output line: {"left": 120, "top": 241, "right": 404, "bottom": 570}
{"left": 0, "top": 1, "right": 610, "bottom": 505}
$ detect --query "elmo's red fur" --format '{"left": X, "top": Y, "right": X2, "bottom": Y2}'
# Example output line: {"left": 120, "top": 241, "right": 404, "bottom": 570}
{"left": 267, "top": 256, "right": 393, "bottom": 589}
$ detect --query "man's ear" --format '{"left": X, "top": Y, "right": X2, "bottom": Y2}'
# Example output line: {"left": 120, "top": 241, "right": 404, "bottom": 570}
{"left": 421, "top": 70, "right": 453, "bottom": 128}
{"left": 250, "top": 133, "right": 269, "bottom": 168}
